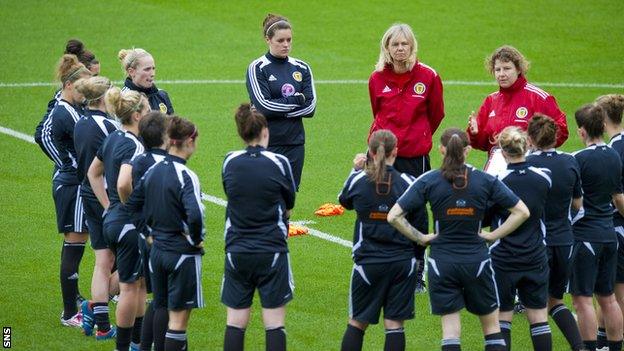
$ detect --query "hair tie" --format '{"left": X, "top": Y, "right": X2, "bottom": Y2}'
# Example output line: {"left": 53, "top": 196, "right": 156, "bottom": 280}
{"left": 265, "top": 20, "right": 289, "bottom": 36}
{"left": 64, "top": 67, "right": 86, "bottom": 84}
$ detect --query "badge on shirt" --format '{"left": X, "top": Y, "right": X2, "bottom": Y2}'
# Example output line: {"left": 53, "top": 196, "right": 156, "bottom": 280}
{"left": 515, "top": 107, "right": 528, "bottom": 119}
{"left": 159, "top": 103, "right": 168, "bottom": 113}
{"left": 281, "top": 83, "right": 295, "bottom": 97}
{"left": 292, "top": 71, "right": 302, "bottom": 82}
{"left": 413, "top": 82, "right": 426, "bottom": 95}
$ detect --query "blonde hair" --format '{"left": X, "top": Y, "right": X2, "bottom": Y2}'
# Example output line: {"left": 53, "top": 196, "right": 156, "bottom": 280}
{"left": 105, "top": 86, "right": 148, "bottom": 125}
{"left": 56, "top": 54, "right": 91, "bottom": 85}
{"left": 596, "top": 94, "right": 624, "bottom": 125}
{"left": 486, "top": 45, "right": 530, "bottom": 76}
{"left": 118, "top": 48, "right": 152, "bottom": 74}
{"left": 375, "top": 24, "right": 418, "bottom": 72}
{"left": 498, "top": 126, "right": 527, "bottom": 157}
{"left": 74, "top": 76, "right": 112, "bottom": 106}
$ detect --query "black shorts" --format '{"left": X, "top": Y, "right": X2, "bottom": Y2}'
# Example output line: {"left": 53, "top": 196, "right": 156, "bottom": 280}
{"left": 547, "top": 245, "right": 573, "bottom": 299}
{"left": 52, "top": 182, "right": 86, "bottom": 233}
{"left": 428, "top": 258, "right": 499, "bottom": 316}
{"left": 493, "top": 262, "right": 549, "bottom": 311}
{"left": 221, "top": 252, "right": 294, "bottom": 309}
{"left": 82, "top": 197, "right": 107, "bottom": 250}
{"left": 615, "top": 227, "right": 624, "bottom": 283}
{"left": 150, "top": 247, "right": 204, "bottom": 310}
{"left": 104, "top": 215, "right": 144, "bottom": 284}
{"left": 267, "top": 144, "right": 304, "bottom": 190}
{"left": 348, "top": 258, "right": 416, "bottom": 324}
{"left": 570, "top": 241, "right": 617, "bottom": 296}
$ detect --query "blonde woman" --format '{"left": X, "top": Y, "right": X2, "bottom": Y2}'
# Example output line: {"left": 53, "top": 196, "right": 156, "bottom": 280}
{"left": 119, "top": 48, "right": 174, "bottom": 114}
{"left": 368, "top": 23, "right": 445, "bottom": 293}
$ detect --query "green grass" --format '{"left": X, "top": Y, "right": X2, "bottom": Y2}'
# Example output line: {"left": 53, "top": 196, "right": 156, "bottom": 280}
{"left": 0, "top": 0, "right": 623, "bottom": 349}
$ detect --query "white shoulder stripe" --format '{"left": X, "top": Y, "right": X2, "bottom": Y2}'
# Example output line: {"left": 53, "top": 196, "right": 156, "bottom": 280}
{"left": 126, "top": 132, "right": 144, "bottom": 159}
{"left": 347, "top": 171, "right": 367, "bottom": 192}
{"left": 526, "top": 83, "right": 549, "bottom": 96}
{"left": 524, "top": 85, "right": 549, "bottom": 100}
{"left": 418, "top": 62, "right": 438, "bottom": 76}
{"left": 288, "top": 57, "right": 309, "bottom": 70}
{"left": 222, "top": 150, "right": 246, "bottom": 173}
{"left": 497, "top": 169, "right": 514, "bottom": 181}
{"left": 247, "top": 58, "right": 298, "bottom": 112}
{"left": 400, "top": 173, "right": 415, "bottom": 185}
{"left": 261, "top": 151, "right": 297, "bottom": 189}
{"left": 528, "top": 166, "right": 552, "bottom": 187}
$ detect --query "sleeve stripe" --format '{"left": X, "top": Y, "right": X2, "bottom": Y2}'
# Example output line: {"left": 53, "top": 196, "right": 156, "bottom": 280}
{"left": 222, "top": 150, "right": 246, "bottom": 174}
{"left": 247, "top": 59, "right": 298, "bottom": 112}
{"left": 41, "top": 106, "right": 64, "bottom": 167}
{"left": 261, "top": 151, "right": 297, "bottom": 190}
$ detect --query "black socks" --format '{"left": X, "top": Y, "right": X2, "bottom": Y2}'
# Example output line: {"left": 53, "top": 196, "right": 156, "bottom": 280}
{"left": 60, "top": 241, "right": 85, "bottom": 319}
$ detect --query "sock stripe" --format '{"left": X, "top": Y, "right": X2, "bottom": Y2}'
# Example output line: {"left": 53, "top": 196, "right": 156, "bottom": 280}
{"left": 165, "top": 332, "right": 187, "bottom": 341}
{"left": 441, "top": 338, "right": 461, "bottom": 345}
{"left": 499, "top": 321, "right": 512, "bottom": 330}
{"left": 385, "top": 328, "right": 405, "bottom": 334}
{"left": 550, "top": 304, "right": 567, "bottom": 316}
{"left": 531, "top": 325, "right": 551, "bottom": 336}
{"left": 93, "top": 306, "right": 109, "bottom": 313}
{"left": 485, "top": 339, "right": 506, "bottom": 346}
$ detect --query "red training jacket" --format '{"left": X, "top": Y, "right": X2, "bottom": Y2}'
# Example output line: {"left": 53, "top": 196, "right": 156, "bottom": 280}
{"left": 368, "top": 62, "right": 445, "bottom": 158}
{"left": 467, "top": 75, "right": 568, "bottom": 152}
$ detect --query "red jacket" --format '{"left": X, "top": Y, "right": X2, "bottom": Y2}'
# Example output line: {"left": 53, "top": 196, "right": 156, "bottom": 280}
{"left": 368, "top": 62, "right": 445, "bottom": 158}
{"left": 467, "top": 75, "right": 568, "bottom": 152}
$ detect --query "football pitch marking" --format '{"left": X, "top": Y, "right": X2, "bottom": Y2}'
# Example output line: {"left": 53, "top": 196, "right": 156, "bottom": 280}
{"left": 0, "top": 125, "right": 353, "bottom": 249}
{"left": 1, "top": 79, "right": 623, "bottom": 89}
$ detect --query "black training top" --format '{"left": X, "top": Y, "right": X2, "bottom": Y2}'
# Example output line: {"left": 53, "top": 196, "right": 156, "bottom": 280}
{"left": 572, "top": 143, "right": 623, "bottom": 243}
{"left": 123, "top": 77, "right": 174, "bottom": 115}
{"left": 339, "top": 165, "right": 416, "bottom": 265}
{"left": 490, "top": 162, "right": 551, "bottom": 270}
{"left": 398, "top": 166, "right": 519, "bottom": 264}
{"left": 222, "top": 145, "right": 296, "bottom": 253}
{"left": 246, "top": 52, "right": 316, "bottom": 146}
{"left": 526, "top": 149, "right": 582, "bottom": 246}
{"left": 126, "top": 154, "right": 205, "bottom": 254}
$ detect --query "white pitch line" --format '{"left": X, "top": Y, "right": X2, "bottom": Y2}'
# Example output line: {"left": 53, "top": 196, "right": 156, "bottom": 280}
{"left": 0, "top": 123, "right": 353, "bottom": 249}
{"left": 0, "top": 126, "right": 35, "bottom": 144}
{"left": 200, "top": 192, "right": 352, "bottom": 248}
{"left": 0, "top": 79, "right": 622, "bottom": 89}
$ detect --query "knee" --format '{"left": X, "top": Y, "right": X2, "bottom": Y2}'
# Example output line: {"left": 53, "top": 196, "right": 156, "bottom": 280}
{"left": 349, "top": 319, "right": 368, "bottom": 331}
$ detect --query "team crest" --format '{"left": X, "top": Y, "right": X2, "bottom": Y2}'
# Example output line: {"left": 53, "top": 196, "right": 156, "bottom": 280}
{"left": 159, "top": 103, "right": 167, "bottom": 113}
{"left": 515, "top": 107, "right": 528, "bottom": 119}
{"left": 281, "top": 83, "right": 295, "bottom": 97}
{"left": 292, "top": 71, "right": 302, "bottom": 82}
{"left": 413, "top": 82, "right": 426, "bottom": 95}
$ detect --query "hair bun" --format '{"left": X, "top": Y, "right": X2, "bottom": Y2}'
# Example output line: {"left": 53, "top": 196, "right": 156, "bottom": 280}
{"left": 118, "top": 49, "right": 129, "bottom": 62}
{"left": 65, "top": 39, "right": 84, "bottom": 56}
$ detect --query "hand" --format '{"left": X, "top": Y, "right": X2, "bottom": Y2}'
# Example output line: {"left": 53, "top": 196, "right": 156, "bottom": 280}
{"left": 353, "top": 153, "right": 367, "bottom": 170}
{"left": 419, "top": 233, "right": 437, "bottom": 246}
{"left": 468, "top": 111, "right": 478, "bottom": 135}
{"left": 479, "top": 230, "right": 494, "bottom": 242}
{"left": 146, "top": 235, "right": 154, "bottom": 246}
{"left": 196, "top": 241, "right": 204, "bottom": 249}
{"left": 294, "top": 92, "right": 306, "bottom": 104}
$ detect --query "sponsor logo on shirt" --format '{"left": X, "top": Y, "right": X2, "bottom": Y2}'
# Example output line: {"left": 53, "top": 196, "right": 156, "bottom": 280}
{"left": 515, "top": 107, "right": 528, "bottom": 119}
{"left": 281, "top": 83, "right": 295, "bottom": 97}
{"left": 455, "top": 199, "right": 467, "bottom": 207}
{"left": 159, "top": 103, "right": 168, "bottom": 113}
{"left": 489, "top": 110, "right": 496, "bottom": 118}
{"left": 268, "top": 74, "right": 277, "bottom": 81}
{"left": 382, "top": 85, "right": 392, "bottom": 93}
{"left": 413, "top": 82, "right": 426, "bottom": 95}
{"left": 292, "top": 71, "right": 302, "bottom": 82}
{"left": 447, "top": 201, "right": 474, "bottom": 216}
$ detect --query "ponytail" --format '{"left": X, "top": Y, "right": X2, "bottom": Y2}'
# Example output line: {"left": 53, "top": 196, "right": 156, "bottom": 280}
{"left": 440, "top": 128, "right": 469, "bottom": 187}
{"left": 365, "top": 130, "right": 397, "bottom": 184}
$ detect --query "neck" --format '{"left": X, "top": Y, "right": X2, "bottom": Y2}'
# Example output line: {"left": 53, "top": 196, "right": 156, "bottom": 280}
{"left": 392, "top": 62, "right": 409, "bottom": 74}
{"left": 385, "top": 155, "right": 396, "bottom": 166}
{"left": 605, "top": 124, "right": 624, "bottom": 138}
{"left": 122, "top": 123, "right": 139, "bottom": 136}
{"left": 269, "top": 51, "right": 287, "bottom": 59}
{"left": 170, "top": 147, "right": 189, "bottom": 160}
{"left": 584, "top": 137, "right": 603, "bottom": 146}
{"left": 506, "top": 155, "right": 525, "bottom": 164}
{"left": 60, "top": 89, "right": 73, "bottom": 104}
{"left": 89, "top": 100, "right": 106, "bottom": 111}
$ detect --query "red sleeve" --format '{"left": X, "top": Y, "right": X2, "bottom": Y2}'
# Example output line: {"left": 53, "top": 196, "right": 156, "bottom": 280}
{"left": 467, "top": 96, "right": 492, "bottom": 151}
{"left": 368, "top": 74, "right": 378, "bottom": 117}
{"left": 427, "top": 73, "right": 445, "bottom": 134}
{"left": 545, "top": 95, "right": 568, "bottom": 147}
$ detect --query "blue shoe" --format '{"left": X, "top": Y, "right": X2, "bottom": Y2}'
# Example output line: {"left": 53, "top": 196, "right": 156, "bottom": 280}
{"left": 95, "top": 326, "right": 116, "bottom": 341}
{"left": 81, "top": 300, "right": 95, "bottom": 336}
{"left": 130, "top": 341, "right": 140, "bottom": 350}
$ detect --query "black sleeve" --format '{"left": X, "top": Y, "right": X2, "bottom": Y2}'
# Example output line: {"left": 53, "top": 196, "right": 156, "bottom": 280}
{"left": 246, "top": 61, "right": 302, "bottom": 119}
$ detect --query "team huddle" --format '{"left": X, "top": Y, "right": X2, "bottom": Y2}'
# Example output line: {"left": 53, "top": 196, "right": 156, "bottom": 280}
{"left": 31, "top": 13, "right": 624, "bottom": 351}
